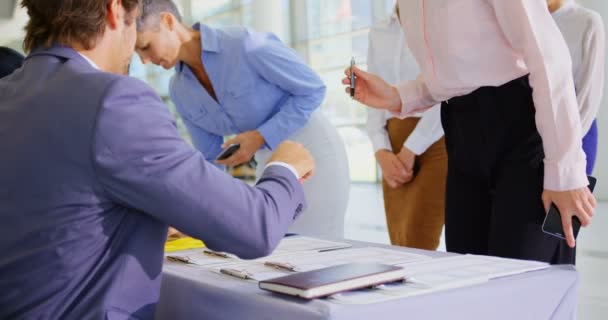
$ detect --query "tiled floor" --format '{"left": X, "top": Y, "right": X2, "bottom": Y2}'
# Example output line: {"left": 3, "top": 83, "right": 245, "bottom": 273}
{"left": 344, "top": 183, "right": 608, "bottom": 320}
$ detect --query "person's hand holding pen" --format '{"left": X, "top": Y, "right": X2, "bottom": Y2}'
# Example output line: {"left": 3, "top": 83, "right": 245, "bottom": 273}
{"left": 342, "top": 65, "right": 402, "bottom": 113}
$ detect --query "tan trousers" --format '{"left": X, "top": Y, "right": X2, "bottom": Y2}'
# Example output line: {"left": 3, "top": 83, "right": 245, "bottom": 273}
{"left": 382, "top": 118, "right": 448, "bottom": 250}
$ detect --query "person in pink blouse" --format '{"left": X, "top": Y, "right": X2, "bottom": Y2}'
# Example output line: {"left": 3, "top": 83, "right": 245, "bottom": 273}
{"left": 344, "top": 0, "right": 596, "bottom": 264}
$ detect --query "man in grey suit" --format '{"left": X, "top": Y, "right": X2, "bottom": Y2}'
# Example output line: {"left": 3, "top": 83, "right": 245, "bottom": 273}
{"left": 0, "top": 0, "right": 315, "bottom": 318}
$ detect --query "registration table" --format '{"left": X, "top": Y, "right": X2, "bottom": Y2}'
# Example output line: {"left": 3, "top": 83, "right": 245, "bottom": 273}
{"left": 155, "top": 240, "right": 578, "bottom": 320}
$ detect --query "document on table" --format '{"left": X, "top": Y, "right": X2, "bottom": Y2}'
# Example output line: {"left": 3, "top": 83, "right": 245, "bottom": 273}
{"left": 164, "top": 236, "right": 353, "bottom": 268}
{"left": 211, "top": 247, "right": 431, "bottom": 282}
{"left": 163, "top": 238, "right": 550, "bottom": 304}
{"left": 329, "top": 254, "right": 549, "bottom": 304}
{"left": 395, "top": 254, "right": 549, "bottom": 285}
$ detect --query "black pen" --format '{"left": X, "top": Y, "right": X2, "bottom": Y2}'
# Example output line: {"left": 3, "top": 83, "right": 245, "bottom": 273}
{"left": 350, "top": 57, "right": 356, "bottom": 97}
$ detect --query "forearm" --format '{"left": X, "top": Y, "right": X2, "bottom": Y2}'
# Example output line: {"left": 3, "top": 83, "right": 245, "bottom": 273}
{"left": 366, "top": 108, "right": 392, "bottom": 152}
{"left": 94, "top": 78, "right": 306, "bottom": 260}
{"left": 257, "top": 93, "right": 323, "bottom": 149}
{"left": 393, "top": 75, "right": 439, "bottom": 118}
{"left": 403, "top": 104, "right": 443, "bottom": 155}
{"left": 491, "top": 0, "right": 587, "bottom": 190}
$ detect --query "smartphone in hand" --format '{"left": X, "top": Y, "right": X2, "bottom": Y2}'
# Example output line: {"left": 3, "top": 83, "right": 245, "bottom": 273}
{"left": 541, "top": 176, "right": 597, "bottom": 240}
{"left": 216, "top": 143, "right": 241, "bottom": 161}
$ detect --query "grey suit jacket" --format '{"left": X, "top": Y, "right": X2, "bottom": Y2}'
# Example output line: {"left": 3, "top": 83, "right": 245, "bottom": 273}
{"left": 0, "top": 46, "right": 305, "bottom": 319}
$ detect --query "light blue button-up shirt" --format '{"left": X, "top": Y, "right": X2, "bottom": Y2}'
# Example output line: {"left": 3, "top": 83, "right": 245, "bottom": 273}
{"left": 170, "top": 23, "right": 327, "bottom": 161}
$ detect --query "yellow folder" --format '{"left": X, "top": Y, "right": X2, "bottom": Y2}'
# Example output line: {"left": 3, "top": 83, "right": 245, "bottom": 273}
{"left": 165, "top": 237, "right": 205, "bottom": 253}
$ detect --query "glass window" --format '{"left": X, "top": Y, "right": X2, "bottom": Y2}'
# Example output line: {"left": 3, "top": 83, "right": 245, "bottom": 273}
{"left": 130, "top": 0, "right": 396, "bottom": 182}
{"left": 191, "top": 0, "right": 252, "bottom": 27}
{"left": 302, "top": 0, "right": 394, "bottom": 182}
{"left": 191, "top": 0, "right": 235, "bottom": 20}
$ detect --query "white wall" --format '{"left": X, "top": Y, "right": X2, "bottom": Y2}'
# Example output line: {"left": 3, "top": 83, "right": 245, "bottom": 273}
{"left": 0, "top": 4, "right": 27, "bottom": 50}
{"left": 578, "top": 0, "right": 608, "bottom": 200}
{"left": 0, "top": 0, "right": 16, "bottom": 19}
{"left": 251, "top": 0, "right": 288, "bottom": 42}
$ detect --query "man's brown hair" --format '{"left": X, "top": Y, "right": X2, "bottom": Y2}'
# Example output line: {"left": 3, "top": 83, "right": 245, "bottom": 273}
{"left": 21, "top": 0, "right": 141, "bottom": 53}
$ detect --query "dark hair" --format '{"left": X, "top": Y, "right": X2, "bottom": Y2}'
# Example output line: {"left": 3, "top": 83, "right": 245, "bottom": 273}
{"left": 0, "top": 47, "right": 25, "bottom": 78}
{"left": 21, "top": 0, "right": 141, "bottom": 53}
{"left": 137, "top": 0, "right": 182, "bottom": 31}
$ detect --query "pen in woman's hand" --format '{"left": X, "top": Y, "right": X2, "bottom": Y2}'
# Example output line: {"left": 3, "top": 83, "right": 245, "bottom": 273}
{"left": 350, "top": 57, "right": 356, "bottom": 97}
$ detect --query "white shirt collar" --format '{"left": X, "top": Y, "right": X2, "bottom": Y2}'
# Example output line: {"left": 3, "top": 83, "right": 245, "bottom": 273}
{"left": 76, "top": 52, "right": 100, "bottom": 70}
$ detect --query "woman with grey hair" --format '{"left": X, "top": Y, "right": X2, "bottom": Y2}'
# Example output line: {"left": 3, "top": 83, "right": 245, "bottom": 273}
{"left": 135, "top": 0, "right": 350, "bottom": 239}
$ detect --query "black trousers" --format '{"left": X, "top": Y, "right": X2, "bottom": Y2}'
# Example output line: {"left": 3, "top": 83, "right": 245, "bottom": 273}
{"left": 441, "top": 76, "right": 574, "bottom": 265}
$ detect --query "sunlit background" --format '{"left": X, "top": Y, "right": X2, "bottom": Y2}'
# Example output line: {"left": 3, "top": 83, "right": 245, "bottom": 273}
{"left": 129, "top": 0, "right": 398, "bottom": 183}
{"left": 2, "top": 1, "right": 608, "bottom": 318}
{"left": 2, "top": 0, "right": 606, "bottom": 191}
